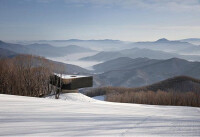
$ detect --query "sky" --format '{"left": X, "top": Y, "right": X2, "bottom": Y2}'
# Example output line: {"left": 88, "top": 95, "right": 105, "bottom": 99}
{"left": 0, "top": 0, "right": 200, "bottom": 41}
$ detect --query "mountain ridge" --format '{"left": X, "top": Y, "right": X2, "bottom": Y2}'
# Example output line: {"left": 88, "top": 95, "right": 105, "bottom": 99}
{"left": 0, "top": 40, "right": 95, "bottom": 57}
{"left": 81, "top": 47, "right": 200, "bottom": 62}
{"left": 93, "top": 57, "right": 200, "bottom": 87}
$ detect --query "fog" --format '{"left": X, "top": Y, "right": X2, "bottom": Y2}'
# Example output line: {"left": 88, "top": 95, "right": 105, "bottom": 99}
{"left": 47, "top": 52, "right": 102, "bottom": 70}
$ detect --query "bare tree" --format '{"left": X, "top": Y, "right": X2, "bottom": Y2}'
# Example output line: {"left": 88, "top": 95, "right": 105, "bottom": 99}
{"left": 0, "top": 55, "right": 57, "bottom": 97}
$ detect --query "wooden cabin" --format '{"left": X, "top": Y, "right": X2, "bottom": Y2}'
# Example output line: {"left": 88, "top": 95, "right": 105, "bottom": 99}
{"left": 50, "top": 74, "right": 93, "bottom": 93}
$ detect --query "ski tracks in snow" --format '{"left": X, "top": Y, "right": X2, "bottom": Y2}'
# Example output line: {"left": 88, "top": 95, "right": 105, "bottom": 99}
{"left": 121, "top": 116, "right": 151, "bottom": 136}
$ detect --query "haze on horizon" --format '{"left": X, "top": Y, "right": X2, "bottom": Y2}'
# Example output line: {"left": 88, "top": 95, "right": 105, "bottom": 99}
{"left": 0, "top": 0, "right": 200, "bottom": 41}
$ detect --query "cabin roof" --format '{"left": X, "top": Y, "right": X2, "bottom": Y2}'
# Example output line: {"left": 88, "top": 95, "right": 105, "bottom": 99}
{"left": 54, "top": 73, "right": 91, "bottom": 79}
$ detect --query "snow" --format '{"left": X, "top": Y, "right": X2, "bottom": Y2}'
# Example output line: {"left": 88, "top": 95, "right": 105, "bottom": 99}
{"left": 0, "top": 93, "right": 200, "bottom": 136}
{"left": 54, "top": 73, "right": 89, "bottom": 79}
{"left": 46, "top": 93, "right": 98, "bottom": 102}
{"left": 92, "top": 95, "right": 105, "bottom": 101}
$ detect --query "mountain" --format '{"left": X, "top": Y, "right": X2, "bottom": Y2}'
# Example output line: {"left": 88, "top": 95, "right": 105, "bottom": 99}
{"left": 26, "top": 43, "right": 58, "bottom": 56}
{"left": 81, "top": 47, "right": 200, "bottom": 62}
{"left": 25, "top": 55, "right": 91, "bottom": 74}
{"left": 121, "top": 48, "right": 178, "bottom": 59}
{"left": 93, "top": 57, "right": 134, "bottom": 72}
{"left": 24, "top": 39, "right": 127, "bottom": 51}
{"left": 88, "top": 76, "right": 200, "bottom": 98}
{"left": 60, "top": 45, "right": 94, "bottom": 53}
{"left": 0, "top": 40, "right": 31, "bottom": 54}
{"left": 81, "top": 48, "right": 174, "bottom": 61}
{"left": 178, "top": 45, "right": 200, "bottom": 55}
{"left": 27, "top": 43, "right": 95, "bottom": 57}
{"left": 53, "top": 39, "right": 123, "bottom": 44}
{"left": 155, "top": 38, "right": 170, "bottom": 43}
{"left": 129, "top": 38, "right": 197, "bottom": 53}
{"left": 180, "top": 38, "right": 200, "bottom": 45}
{"left": 81, "top": 51, "right": 124, "bottom": 61}
{"left": 14, "top": 38, "right": 200, "bottom": 53}
{"left": 0, "top": 48, "right": 18, "bottom": 58}
{"left": 0, "top": 40, "right": 95, "bottom": 57}
{"left": 52, "top": 61, "right": 91, "bottom": 75}
{"left": 93, "top": 58, "right": 200, "bottom": 87}
{"left": 137, "top": 76, "right": 200, "bottom": 93}
{"left": 93, "top": 57, "right": 160, "bottom": 72}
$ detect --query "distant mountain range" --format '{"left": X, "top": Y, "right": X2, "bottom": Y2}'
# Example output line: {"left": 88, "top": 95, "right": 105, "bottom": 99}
{"left": 13, "top": 39, "right": 127, "bottom": 51}
{"left": 0, "top": 40, "right": 30, "bottom": 54}
{"left": 137, "top": 76, "right": 200, "bottom": 93}
{"left": 0, "top": 48, "right": 18, "bottom": 58}
{"left": 178, "top": 45, "right": 200, "bottom": 55}
{"left": 81, "top": 47, "right": 200, "bottom": 62}
{"left": 27, "top": 43, "right": 95, "bottom": 57}
{"left": 75, "top": 38, "right": 200, "bottom": 59}
{"left": 180, "top": 38, "right": 200, "bottom": 45}
{"left": 2, "top": 38, "right": 200, "bottom": 89}
{"left": 93, "top": 57, "right": 200, "bottom": 87}
{"left": 93, "top": 57, "right": 160, "bottom": 72}
{"left": 0, "top": 40, "right": 95, "bottom": 57}
{"left": 51, "top": 39, "right": 123, "bottom": 44}
{"left": 9, "top": 38, "right": 200, "bottom": 53}
{"left": 129, "top": 38, "right": 197, "bottom": 53}
{"left": 51, "top": 60, "right": 90, "bottom": 75}
{"left": 0, "top": 40, "right": 92, "bottom": 75}
{"left": 81, "top": 51, "right": 124, "bottom": 61}
{"left": 86, "top": 76, "right": 200, "bottom": 97}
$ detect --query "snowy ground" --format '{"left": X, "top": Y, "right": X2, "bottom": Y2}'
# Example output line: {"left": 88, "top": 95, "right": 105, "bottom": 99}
{"left": 0, "top": 93, "right": 200, "bottom": 136}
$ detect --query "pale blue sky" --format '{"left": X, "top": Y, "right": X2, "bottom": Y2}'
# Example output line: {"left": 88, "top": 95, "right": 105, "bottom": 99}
{"left": 0, "top": 0, "right": 200, "bottom": 41}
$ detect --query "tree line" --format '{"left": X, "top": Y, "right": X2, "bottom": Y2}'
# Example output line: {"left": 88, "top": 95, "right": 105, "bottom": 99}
{"left": 106, "top": 90, "right": 200, "bottom": 107}
{"left": 85, "top": 86, "right": 200, "bottom": 107}
{"left": 0, "top": 55, "right": 64, "bottom": 97}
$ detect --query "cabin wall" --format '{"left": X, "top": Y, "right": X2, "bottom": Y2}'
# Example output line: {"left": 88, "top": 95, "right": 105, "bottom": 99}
{"left": 69, "top": 76, "right": 93, "bottom": 90}
{"left": 50, "top": 75, "right": 93, "bottom": 90}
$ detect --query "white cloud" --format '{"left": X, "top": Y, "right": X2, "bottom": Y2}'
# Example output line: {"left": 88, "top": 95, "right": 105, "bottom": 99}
{"left": 31, "top": 0, "right": 200, "bottom": 12}
{"left": 25, "top": 0, "right": 54, "bottom": 3}
{"left": 64, "top": 0, "right": 200, "bottom": 12}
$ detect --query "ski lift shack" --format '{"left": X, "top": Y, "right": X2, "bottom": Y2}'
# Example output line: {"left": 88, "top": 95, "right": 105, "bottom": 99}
{"left": 50, "top": 74, "right": 93, "bottom": 93}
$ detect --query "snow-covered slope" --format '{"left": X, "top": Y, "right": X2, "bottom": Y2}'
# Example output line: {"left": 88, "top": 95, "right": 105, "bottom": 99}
{"left": 0, "top": 93, "right": 200, "bottom": 136}
{"left": 46, "top": 93, "right": 98, "bottom": 102}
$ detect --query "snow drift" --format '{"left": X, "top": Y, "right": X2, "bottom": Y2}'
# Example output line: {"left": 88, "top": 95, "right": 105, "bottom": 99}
{"left": 46, "top": 93, "right": 98, "bottom": 102}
